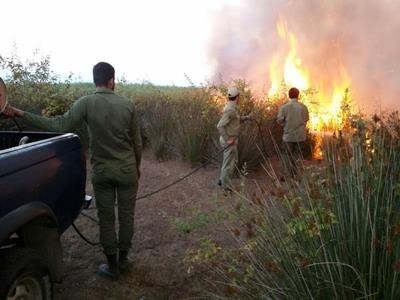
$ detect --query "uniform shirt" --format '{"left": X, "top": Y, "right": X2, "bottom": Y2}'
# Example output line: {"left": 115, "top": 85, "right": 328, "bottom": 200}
{"left": 22, "top": 87, "right": 142, "bottom": 170}
{"left": 217, "top": 101, "right": 240, "bottom": 143}
{"left": 277, "top": 98, "right": 309, "bottom": 142}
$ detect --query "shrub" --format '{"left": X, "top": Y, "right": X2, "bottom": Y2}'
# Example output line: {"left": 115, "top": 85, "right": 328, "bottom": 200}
{"left": 0, "top": 52, "right": 73, "bottom": 129}
{"left": 0, "top": 52, "right": 305, "bottom": 170}
{"left": 209, "top": 114, "right": 400, "bottom": 299}
{"left": 138, "top": 94, "right": 175, "bottom": 160}
{"left": 172, "top": 87, "right": 221, "bottom": 164}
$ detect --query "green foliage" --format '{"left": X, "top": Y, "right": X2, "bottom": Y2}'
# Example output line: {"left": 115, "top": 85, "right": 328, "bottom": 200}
{"left": 184, "top": 238, "right": 223, "bottom": 275}
{"left": 210, "top": 79, "right": 282, "bottom": 169}
{"left": 173, "top": 212, "right": 211, "bottom": 235}
{"left": 0, "top": 52, "right": 293, "bottom": 169}
{"left": 117, "top": 83, "right": 221, "bottom": 162}
{"left": 173, "top": 207, "right": 230, "bottom": 235}
{"left": 138, "top": 93, "right": 175, "bottom": 160}
{"left": 0, "top": 51, "right": 84, "bottom": 130}
{"left": 208, "top": 116, "right": 400, "bottom": 299}
{"left": 172, "top": 87, "right": 221, "bottom": 164}
{"left": 286, "top": 202, "right": 337, "bottom": 237}
{"left": 130, "top": 80, "right": 281, "bottom": 166}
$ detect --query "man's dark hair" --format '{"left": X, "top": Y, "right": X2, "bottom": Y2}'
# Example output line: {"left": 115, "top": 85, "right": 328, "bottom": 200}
{"left": 93, "top": 62, "right": 115, "bottom": 86}
{"left": 288, "top": 87, "right": 300, "bottom": 99}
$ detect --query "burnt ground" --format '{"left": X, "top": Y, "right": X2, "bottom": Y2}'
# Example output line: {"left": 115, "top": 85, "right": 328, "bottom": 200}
{"left": 55, "top": 151, "right": 282, "bottom": 300}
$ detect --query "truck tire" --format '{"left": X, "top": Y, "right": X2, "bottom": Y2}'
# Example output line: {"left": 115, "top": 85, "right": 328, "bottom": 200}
{"left": 0, "top": 248, "right": 53, "bottom": 300}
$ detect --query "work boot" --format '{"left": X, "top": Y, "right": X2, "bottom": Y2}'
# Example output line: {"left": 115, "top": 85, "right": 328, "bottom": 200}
{"left": 119, "top": 250, "right": 131, "bottom": 272}
{"left": 98, "top": 254, "right": 120, "bottom": 280}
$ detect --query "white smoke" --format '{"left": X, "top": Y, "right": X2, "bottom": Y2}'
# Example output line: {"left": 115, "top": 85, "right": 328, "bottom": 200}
{"left": 208, "top": 0, "right": 400, "bottom": 111}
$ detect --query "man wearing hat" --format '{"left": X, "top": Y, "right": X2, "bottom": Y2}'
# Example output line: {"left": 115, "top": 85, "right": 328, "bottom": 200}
{"left": 217, "top": 87, "right": 250, "bottom": 190}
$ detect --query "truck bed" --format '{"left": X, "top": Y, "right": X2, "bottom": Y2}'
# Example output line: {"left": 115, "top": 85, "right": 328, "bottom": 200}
{"left": 0, "top": 131, "right": 86, "bottom": 232}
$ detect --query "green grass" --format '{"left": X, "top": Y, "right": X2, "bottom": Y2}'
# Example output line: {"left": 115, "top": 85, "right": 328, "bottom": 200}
{"left": 207, "top": 115, "right": 400, "bottom": 299}
{"left": 173, "top": 208, "right": 231, "bottom": 235}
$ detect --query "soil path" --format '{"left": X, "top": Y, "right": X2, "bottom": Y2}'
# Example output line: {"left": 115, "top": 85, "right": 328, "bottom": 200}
{"left": 56, "top": 151, "right": 279, "bottom": 300}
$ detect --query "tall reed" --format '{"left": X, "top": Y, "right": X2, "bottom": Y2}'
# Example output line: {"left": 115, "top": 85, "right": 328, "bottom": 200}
{"left": 213, "top": 116, "right": 400, "bottom": 299}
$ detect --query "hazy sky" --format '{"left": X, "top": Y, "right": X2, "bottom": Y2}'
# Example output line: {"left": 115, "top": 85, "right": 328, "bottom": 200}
{"left": 1, "top": 0, "right": 238, "bottom": 85}
{"left": 3, "top": 0, "right": 399, "bottom": 111}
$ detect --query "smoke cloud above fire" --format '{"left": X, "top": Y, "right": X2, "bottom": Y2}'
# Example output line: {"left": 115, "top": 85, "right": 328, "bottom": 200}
{"left": 208, "top": 0, "right": 400, "bottom": 112}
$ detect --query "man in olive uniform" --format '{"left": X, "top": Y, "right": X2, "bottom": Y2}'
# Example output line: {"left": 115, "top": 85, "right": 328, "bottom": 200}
{"left": 4, "top": 62, "right": 142, "bottom": 280}
{"left": 217, "top": 87, "right": 249, "bottom": 190}
{"left": 277, "top": 87, "right": 309, "bottom": 178}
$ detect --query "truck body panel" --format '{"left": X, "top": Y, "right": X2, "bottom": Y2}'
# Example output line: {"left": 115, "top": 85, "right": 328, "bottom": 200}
{"left": 0, "top": 131, "right": 86, "bottom": 233}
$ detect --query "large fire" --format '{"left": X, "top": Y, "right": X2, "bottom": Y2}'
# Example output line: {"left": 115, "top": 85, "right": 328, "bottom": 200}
{"left": 268, "top": 19, "right": 351, "bottom": 133}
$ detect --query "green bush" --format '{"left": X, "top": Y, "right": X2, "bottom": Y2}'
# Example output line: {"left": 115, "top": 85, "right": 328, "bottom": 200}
{"left": 0, "top": 52, "right": 301, "bottom": 170}
{"left": 138, "top": 95, "right": 175, "bottom": 160}
{"left": 210, "top": 114, "right": 400, "bottom": 299}
{"left": 0, "top": 52, "right": 74, "bottom": 130}
{"left": 172, "top": 87, "right": 221, "bottom": 164}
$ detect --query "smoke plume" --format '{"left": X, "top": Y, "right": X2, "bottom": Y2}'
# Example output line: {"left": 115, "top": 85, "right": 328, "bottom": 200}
{"left": 208, "top": 0, "right": 400, "bottom": 112}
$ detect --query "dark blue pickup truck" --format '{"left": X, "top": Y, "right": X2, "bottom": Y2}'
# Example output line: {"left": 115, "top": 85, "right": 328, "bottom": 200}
{"left": 0, "top": 131, "right": 87, "bottom": 299}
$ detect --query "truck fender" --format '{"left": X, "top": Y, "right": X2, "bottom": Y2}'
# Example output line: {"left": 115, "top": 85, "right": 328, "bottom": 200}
{"left": 0, "top": 202, "right": 58, "bottom": 245}
{"left": 0, "top": 202, "right": 63, "bottom": 281}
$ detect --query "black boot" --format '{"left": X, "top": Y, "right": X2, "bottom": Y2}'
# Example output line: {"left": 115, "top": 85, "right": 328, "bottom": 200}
{"left": 98, "top": 254, "right": 120, "bottom": 280}
{"left": 119, "top": 250, "right": 131, "bottom": 272}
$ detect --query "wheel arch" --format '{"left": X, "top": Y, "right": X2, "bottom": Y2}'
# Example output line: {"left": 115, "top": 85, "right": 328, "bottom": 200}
{"left": 0, "top": 202, "right": 63, "bottom": 281}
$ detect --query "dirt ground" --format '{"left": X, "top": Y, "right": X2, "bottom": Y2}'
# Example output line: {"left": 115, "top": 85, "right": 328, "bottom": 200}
{"left": 55, "top": 151, "right": 280, "bottom": 300}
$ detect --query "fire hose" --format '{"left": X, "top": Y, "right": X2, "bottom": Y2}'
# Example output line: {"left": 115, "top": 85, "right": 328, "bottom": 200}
{"left": 73, "top": 143, "right": 231, "bottom": 246}
{"left": 0, "top": 106, "right": 273, "bottom": 246}
{"left": 73, "top": 118, "right": 275, "bottom": 247}
{"left": 0, "top": 87, "right": 276, "bottom": 246}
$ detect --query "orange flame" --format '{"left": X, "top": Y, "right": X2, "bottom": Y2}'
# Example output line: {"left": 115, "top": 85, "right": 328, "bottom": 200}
{"left": 269, "top": 20, "right": 309, "bottom": 96}
{"left": 268, "top": 19, "right": 351, "bottom": 135}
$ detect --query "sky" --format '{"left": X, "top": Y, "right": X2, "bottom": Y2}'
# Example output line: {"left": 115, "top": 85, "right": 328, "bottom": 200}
{"left": 2, "top": 0, "right": 399, "bottom": 111}
{"left": 1, "top": 0, "right": 239, "bottom": 85}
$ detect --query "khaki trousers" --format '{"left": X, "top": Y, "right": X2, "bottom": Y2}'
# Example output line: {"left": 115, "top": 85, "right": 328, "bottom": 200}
{"left": 282, "top": 141, "right": 304, "bottom": 177}
{"left": 92, "top": 165, "right": 138, "bottom": 255}
{"left": 219, "top": 137, "right": 238, "bottom": 188}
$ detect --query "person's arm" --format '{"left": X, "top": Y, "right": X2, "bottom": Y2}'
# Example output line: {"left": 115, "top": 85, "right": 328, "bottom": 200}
{"left": 277, "top": 106, "right": 285, "bottom": 125}
{"left": 131, "top": 104, "right": 142, "bottom": 174}
{"left": 20, "top": 98, "right": 87, "bottom": 132}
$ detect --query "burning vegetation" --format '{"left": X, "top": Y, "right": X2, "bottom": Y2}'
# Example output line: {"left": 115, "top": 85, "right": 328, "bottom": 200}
{"left": 209, "top": 0, "right": 400, "bottom": 130}
{"left": 264, "top": 18, "right": 354, "bottom": 159}
{"left": 268, "top": 18, "right": 352, "bottom": 133}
